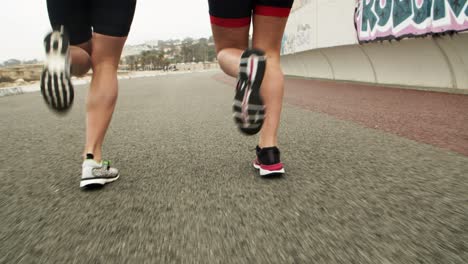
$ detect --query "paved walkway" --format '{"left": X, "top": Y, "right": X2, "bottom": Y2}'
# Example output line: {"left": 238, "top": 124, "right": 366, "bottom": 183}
{"left": 1, "top": 72, "right": 467, "bottom": 263}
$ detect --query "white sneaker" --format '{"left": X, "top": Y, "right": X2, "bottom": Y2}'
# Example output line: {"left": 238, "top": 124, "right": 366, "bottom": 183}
{"left": 40, "top": 26, "right": 74, "bottom": 113}
{"left": 80, "top": 158, "right": 119, "bottom": 188}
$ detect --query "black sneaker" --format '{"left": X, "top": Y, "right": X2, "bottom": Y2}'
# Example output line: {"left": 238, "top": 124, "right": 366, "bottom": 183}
{"left": 40, "top": 26, "right": 74, "bottom": 113}
{"left": 253, "top": 146, "right": 285, "bottom": 177}
{"left": 233, "top": 48, "right": 266, "bottom": 135}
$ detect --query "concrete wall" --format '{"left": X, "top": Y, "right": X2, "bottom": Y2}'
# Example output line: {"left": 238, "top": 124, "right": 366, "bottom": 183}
{"left": 281, "top": 33, "right": 468, "bottom": 89}
{"left": 282, "top": 0, "right": 357, "bottom": 55}
{"left": 281, "top": 0, "right": 468, "bottom": 90}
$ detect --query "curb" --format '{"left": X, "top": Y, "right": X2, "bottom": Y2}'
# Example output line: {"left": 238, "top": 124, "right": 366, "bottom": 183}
{"left": 0, "top": 69, "right": 219, "bottom": 98}
{"left": 0, "top": 86, "right": 25, "bottom": 97}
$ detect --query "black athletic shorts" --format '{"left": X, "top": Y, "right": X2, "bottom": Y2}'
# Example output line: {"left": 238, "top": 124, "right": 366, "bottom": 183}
{"left": 47, "top": 0, "right": 137, "bottom": 45}
{"left": 208, "top": 0, "right": 294, "bottom": 27}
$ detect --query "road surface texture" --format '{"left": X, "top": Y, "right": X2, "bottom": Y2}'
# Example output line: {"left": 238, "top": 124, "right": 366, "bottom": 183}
{"left": 1, "top": 71, "right": 467, "bottom": 263}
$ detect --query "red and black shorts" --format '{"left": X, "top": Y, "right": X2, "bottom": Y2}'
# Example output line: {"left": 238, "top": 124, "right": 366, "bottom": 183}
{"left": 208, "top": 0, "right": 294, "bottom": 27}
{"left": 47, "top": 0, "right": 137, "bottom": 45}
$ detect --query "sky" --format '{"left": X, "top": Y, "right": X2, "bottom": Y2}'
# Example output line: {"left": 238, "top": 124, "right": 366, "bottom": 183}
{"left": 0, "top": 0, "right": 213, "bottom": 63}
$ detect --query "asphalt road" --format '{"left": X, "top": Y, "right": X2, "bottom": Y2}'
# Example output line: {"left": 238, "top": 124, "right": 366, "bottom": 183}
{"left": 1, "top": 71, "right": 467, "bottom": 263}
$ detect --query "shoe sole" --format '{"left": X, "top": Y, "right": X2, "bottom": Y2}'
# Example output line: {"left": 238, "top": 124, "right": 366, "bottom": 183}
{"left": 40, "top": 27, "right": 74, "bottom": 113}
{"left": 80, "top": 174, "right": 120, "bottom": 188}
{"left": 233, "top": 49, "right": 266, "bottom": 135}
{"left": 253, "top": 163, "right": 285, "bottom": 177}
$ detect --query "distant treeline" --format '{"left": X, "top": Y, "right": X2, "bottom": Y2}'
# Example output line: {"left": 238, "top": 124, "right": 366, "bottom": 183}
{"left": 0, "top": 59, "right": 39, "bottom": 68}
{"left": 121, "top": 37, "right": 217, "bottom": 71}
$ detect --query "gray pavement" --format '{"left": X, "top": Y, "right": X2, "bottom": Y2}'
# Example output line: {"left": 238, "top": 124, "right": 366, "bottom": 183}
{"left": 1, "top": 71, "right": 467, "bottom": 263}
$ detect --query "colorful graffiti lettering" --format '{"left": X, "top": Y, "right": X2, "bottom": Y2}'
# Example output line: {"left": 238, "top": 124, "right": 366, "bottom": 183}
{"left": 355, "top": 0, "right": 468, "bottom": 43}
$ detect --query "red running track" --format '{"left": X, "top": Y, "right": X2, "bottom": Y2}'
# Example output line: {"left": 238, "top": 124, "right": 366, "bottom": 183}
{"left": 213, "top": 74, "right": 468, "bottom": 156}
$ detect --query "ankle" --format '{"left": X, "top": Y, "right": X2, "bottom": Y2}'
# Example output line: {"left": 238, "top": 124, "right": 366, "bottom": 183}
{"left": 83, "top": 153, "right": 101, "bottom": 162}
{"left": 258, "top": 142, "right": 278, "bottom": 148}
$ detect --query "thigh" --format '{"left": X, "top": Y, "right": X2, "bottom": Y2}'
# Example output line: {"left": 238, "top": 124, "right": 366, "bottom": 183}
{"left": 90, "top": 33, "right": 127, "bottom": 68}
{"left": 211, "top": 26, "right": 250, "bottom": 53}
{"left": 252, "top": 0, "right": 294, "bottom": 56}
{"left": 252, "top": 16, "right": 289, "bottom": 56}
{"left": 46, "top": 0, "right": 92, "bottom": 45}
{"left": 208, "top": 0, "right": 252, "bottom": 52}
{"left": 91, "top": 0, "right": 137, "bottom": 38}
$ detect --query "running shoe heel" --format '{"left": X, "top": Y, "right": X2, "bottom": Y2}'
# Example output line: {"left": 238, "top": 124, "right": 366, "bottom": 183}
{"left": 233, "top": 48, "right": 267, "bottom": 135}
{"left": 40, "top": 26, "right": 74, "bottom": 113}
{"left": 253, "top": 146, "right": 285, "bottom": 177}
{"left": 80, "top": 158, "right": 120, "bottom": 189}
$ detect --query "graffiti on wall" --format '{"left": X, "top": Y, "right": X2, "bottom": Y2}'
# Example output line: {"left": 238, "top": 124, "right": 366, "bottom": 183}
{"left": 355, "top": 0, "right": 468, "bottom": 43}
{"left": 291, "top": 0, "right": 312, "bottom": 12}
{"left": 281, "top": 0, "right": 314, "bottom": 55}
{"left": 281, "top": 23, "right": 313, "bottom": 55}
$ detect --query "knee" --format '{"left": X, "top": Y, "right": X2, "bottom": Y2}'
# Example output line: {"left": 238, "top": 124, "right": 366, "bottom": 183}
{"left": 267, "top": 67, "right": 284, "bottom": 83}
{"left": 92, "top": 60, "right": 119, "bottom": 72}
{"left": 252, "top": 45, "right": 281, "bottom": 61}
{"left": 72, "top": 62, "right": 92, "bottom": 77}
{"left": 264, "top": 50, "right": 281, "bottom": 63}
{"left": 216, "top": 48, "right": 229, "bottom": 63}
{"left": 91, "top": 51, "right": 121, "bottom": 72}
{"left": 70, "top": 47, "right": 92, "bottom": 77}
{"left": 264, "top": 53, "right": 283, "bottom": 74}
